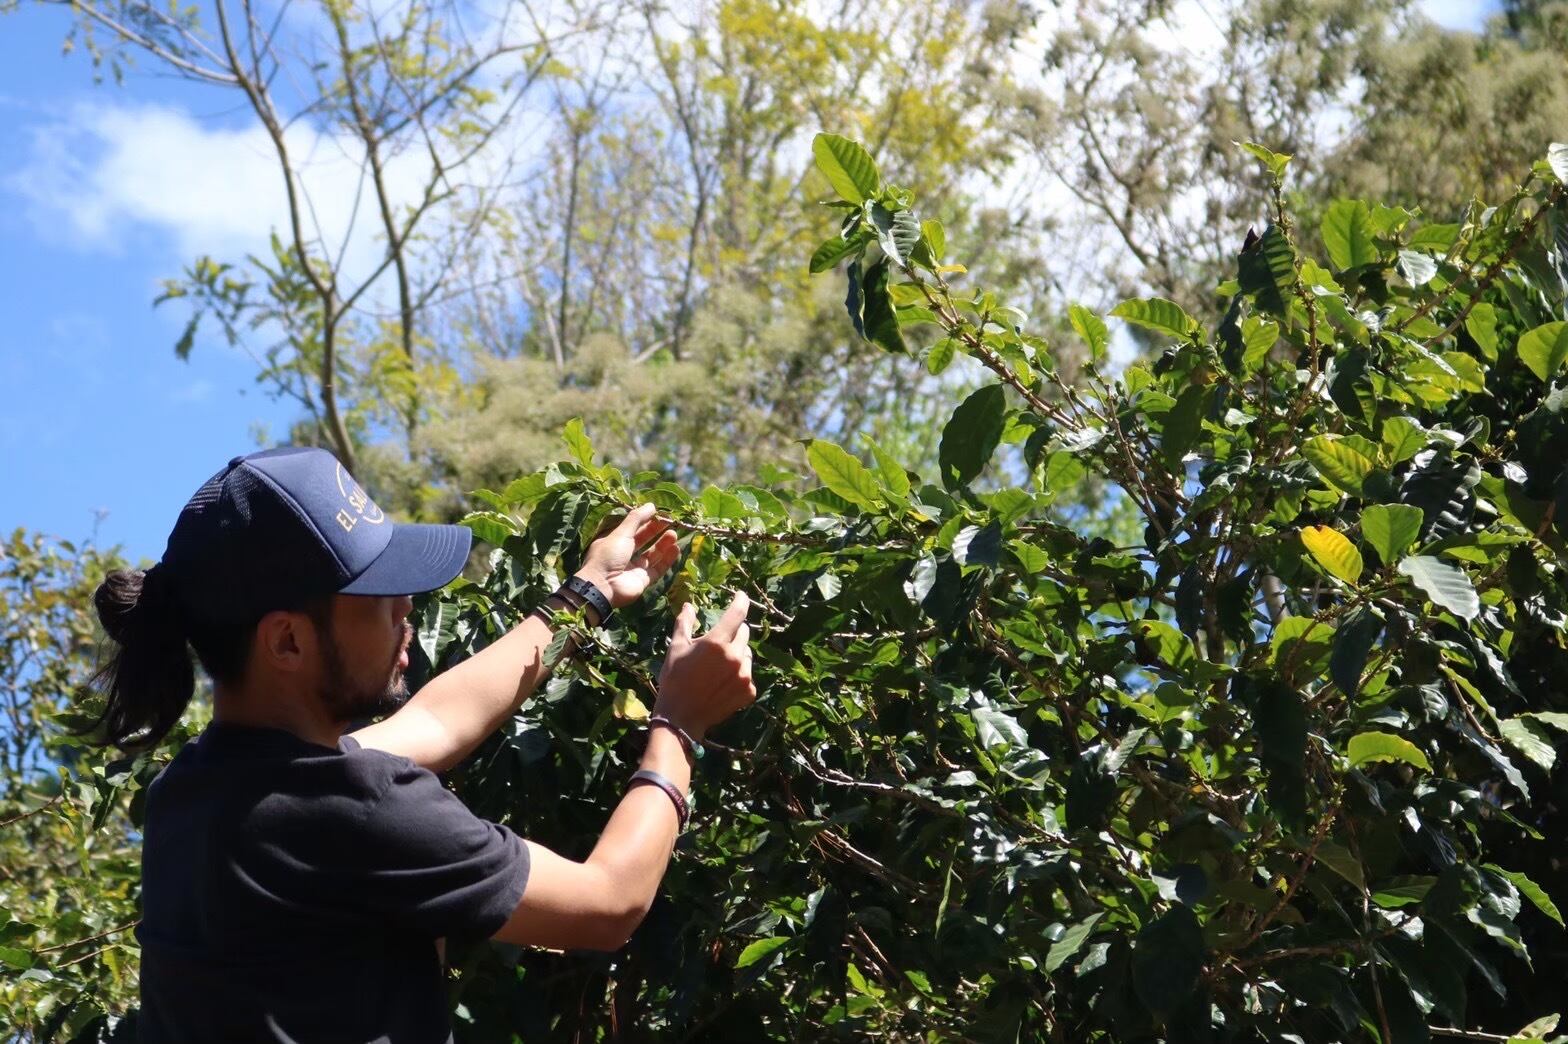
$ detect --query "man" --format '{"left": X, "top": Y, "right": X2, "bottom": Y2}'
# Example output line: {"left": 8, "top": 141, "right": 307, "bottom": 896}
{"left": 87, "top": 447, "right": 755, "bottom": 1042}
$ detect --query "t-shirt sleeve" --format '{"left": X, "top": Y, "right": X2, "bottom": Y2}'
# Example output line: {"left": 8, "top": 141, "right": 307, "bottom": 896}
{"left": 334, "top": 744, "right": 530, "bottom": 943}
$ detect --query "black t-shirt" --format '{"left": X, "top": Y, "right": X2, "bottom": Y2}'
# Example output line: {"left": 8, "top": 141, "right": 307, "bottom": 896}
{"left": 135, "top": 721, "right": 530, "bottom": 1043}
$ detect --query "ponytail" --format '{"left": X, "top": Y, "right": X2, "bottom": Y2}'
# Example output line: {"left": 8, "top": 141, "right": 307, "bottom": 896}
{"left": 85, "top": 564, "right": 195, "bottom": 751}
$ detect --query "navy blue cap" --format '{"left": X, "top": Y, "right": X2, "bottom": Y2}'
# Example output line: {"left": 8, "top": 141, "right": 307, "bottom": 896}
{"left": 160, "top": 447, "right": 471, "bottom": 623}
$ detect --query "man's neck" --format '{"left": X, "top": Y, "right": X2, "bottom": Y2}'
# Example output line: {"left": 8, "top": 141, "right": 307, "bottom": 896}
{"left": 211, "top": 682, "right": 342, "bottom": 750}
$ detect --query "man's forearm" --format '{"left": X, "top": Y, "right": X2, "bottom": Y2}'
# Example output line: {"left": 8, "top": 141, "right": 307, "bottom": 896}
{"left": 584, "top": 726, "right": 691, "bottom": 893}
{"left": 354, "top": 584, "right": 597, "bottom": 772}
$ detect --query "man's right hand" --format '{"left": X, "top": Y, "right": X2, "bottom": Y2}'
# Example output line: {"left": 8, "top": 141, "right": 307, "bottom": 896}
{"left": 655, "top": 592, "right": 756, "bottom": 739}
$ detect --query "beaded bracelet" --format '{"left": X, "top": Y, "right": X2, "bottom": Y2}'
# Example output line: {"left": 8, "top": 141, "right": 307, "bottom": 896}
{"left": 628, "top": 769, "right": 689, "bottom": 831}
{"left": 649, "top": 714, "right": 703, "bottom": 763}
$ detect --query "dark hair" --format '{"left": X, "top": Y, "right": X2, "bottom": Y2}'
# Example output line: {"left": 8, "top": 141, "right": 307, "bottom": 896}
{"left": 84, "top": 566, "right": 333, "bottom": 751}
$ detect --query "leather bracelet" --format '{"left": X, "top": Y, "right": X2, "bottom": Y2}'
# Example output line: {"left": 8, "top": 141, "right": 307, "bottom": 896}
{"left": 548, "top": 580, "right": 602, "bottom": 620}
{"left": 649, "top": 715, "right": 703, "bottom": 762}
{"left": 529, "top": 595, "right": 582, "bottom": 657}
{"left": 628, "top": 769, "right": 689, "bottom": 830}
{"left": 562, "top": 574, "right": 612, "bottom": 627}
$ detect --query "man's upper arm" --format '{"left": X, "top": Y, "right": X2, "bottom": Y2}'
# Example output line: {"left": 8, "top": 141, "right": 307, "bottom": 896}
{"left": 491, "top": 841, "right": 646, "bottom": 953}
{"left": 348, "top": 701, "right": 464, "bottom": 773}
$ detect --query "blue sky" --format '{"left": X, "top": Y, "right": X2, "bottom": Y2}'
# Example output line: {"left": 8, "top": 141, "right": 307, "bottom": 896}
{"left": 0, "top": 5, "right": 296, "bottom": 564}
{"left": 0, "top": 0, "right": 1502, "bottom": 565}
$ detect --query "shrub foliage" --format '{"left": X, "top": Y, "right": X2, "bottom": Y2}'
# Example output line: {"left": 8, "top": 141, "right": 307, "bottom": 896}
{"left": 424, "top": 137, "right": 1568, "bottom": 1042}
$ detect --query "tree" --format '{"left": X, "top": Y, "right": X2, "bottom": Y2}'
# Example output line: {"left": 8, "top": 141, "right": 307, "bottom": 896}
{"left": 0, "top": 531, "right": 199, "bottom": 1041}
{"left": 12, "top": 0, "right": 1039, "bottom": 514}
{"left": 413, "top": 137, "right": 1568, "bottom": 1039}
{"left": 1325, "top": 1, "right": 1568, "bottom": 217}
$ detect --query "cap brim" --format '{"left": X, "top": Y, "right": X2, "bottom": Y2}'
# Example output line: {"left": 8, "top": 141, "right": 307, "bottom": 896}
{"left": 338, "top": 523, "right": 472, "bottom": 596}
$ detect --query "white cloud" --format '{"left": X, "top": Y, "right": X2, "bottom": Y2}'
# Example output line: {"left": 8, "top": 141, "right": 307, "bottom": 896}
{"left": 4, "top": 101, "right": 435, "bottom": 283}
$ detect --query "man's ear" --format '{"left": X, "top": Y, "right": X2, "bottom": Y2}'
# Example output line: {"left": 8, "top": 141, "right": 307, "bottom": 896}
{"left": 254, "top": 609, "right": 313, "bottom": 674}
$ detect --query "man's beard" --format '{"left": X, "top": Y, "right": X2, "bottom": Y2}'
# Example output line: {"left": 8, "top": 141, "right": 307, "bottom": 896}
{"left": 318, "top": 622, "right": 412, "bottom": 724}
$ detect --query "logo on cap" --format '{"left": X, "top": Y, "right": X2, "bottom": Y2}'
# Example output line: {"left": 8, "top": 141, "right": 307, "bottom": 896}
{"left": 334, "top": 462, "right": 386, "bottom": 533}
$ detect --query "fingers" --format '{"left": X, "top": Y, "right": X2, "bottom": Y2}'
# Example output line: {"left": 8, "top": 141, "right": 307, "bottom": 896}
{"left": 632, "top": 512, "right": 674, "bottom": 550}
{"left": 671, "top": 600, "right": 697, "bottom": 645}
{"left": 634, "top": 530, "right": 681, "bottom": 581}
{"left": 731, "top": 621, "right": 750, "bottom": 652}
{"left": 708, "top": 590, "right": 750, "bottom": 643}
{"left": 617, "top": 502, "right": 658, "bottom": 539}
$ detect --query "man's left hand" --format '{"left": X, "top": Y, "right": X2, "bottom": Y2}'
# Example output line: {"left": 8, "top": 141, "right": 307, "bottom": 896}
{"left": 576, "top": 503, "right": 680, "bottom": 609}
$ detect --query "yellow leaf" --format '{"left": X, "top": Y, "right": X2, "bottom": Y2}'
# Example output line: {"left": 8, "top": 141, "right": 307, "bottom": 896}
{"left": 614, "top": 690, "right": 650, "bottom": 722}
{"left": 1301, "top": 525, "right": 1364, "bottom": 585}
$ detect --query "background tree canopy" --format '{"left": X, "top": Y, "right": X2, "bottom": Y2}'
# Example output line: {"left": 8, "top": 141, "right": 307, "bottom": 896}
{"left": 7, "top": 0, "right": 1568, "bottom": 1041}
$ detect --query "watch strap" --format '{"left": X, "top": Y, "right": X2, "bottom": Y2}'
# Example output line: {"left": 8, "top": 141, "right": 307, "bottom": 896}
{"left": 563, "top": 574, "right": 613, "bottom": 626}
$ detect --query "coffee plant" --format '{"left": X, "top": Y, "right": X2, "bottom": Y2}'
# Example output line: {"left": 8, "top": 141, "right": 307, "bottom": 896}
{"left": 420, "top": 136, "right": 1568, "bottom": 1043}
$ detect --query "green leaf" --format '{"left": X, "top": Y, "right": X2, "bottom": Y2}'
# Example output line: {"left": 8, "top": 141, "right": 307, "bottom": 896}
{"left": 1380, "top": 417, "right": 1427, "bottom": 464}
{"left": 1362, "top": 504, "right": 1424, "bottom": 565}
{"left": 1347, "top": 731, "right": 1432, "bottom": 772}
{"left": 1042, "top": 451, "right": 1086, "bottom": 494}
{"left": 1236, "top": 140, "right": 1291, "bottom": 180}
{"left": 1500, "top": 718, "right": 1556, "bottom": 770}
{"left": 173, "top": 313, "right": 200, "bottom": 360}
{"left": 921, "top": 219, "right": 945, "bottom": 260}
{"left": 859, "top": 257, "right": 907, "bottom": 354}
{"left": 1255, "top": 682, "right": 1307, "bottom": 825}
{"left": 1465, "top": 302, "right": 1499, "bottom": 359}
{"left": 1045, "top": 912, "right": 1104, "bottom": 972}
{"left": 1524, "top": 711, "right": 1568, "bottom": 735}
{"left": 1135, "top": 620, "right": 1197, "bottom": 671}
{"left": 1069, "top": 304, "right": 1109, "bottom": 363}
{"left": 812, "top": 133, "right": 880, "bottom": 204}
{"left": 1330, "top": 607, "right": 1383, "bottom": 698}
{"left": 561, "top": 417, "right": 594, "bottom": 466}
{"left": 939, "top": 384, "right": 1007, "bottom": 489}
{"left": 1132, "top": 906, "right": 1205, "bottom": 1017}
{"left": 844, "top": 258, "right": 865, "bottom": 338}
{"left": 1514, "top": 1013, "right": 1563, "bottom": 1043}
{"left": 1489, "top": 866, "right": 1564, "bottom": 927}
{"left": 1398, "top": 554, "right": 1480, "bottom": 620}
{"left": 0, "top": 945, "right": 32, "bottom": 971}
{"left": 952, "top": 523, "right": 1002, "bottom": 567}
{"left": 1300, "top": 525, "right": 1363, "bottom": 584}
{"left": 1162, "top": 386, "right": 1208, "bottom": 469}
{"left": 1409, "top": 223, "right": 1460, "bottom": 252}
{"left": 735, "top": 936, "right": 790, "bottom": 969}
{"left": 1371, "top": 876, "right": 1436, "bottom": 909}
{"left": 1549, "top": 142, "right": 1568, "bottom": 184}
{"left": 1322, "top": 199, "right": 1378, "bottom": 271}
{"left": 1314, "top": 841, "right": 1365, "bottom": 889}
{"left": 461, "top": 510, "right": 517, "bottom": 548}
{"left": 973, "top": 704, "right": 1027, "bottom": 752}
{"left": 865, "top": 439, "right": 911, "bottom": 499}
{"left": 1240, "top": 316, "right": 1278, "bottom": 374}
{"left": 1235, "top": 221, "right": 1298, "bottom": 315}
{"left": 1301, "top": 435, "right": 1376, "bottom": 496}
{"left": 1109, "top": 297, "right": 1199, "bottom": 339}
{"left": 1517, "top": 321, "right": 1568, "bottom": 381}
{"left": 1397, "top": 249, "right": 1438, "bottom": 287}
{"left": 904, "top": 555, "right": 937, "bottom": 604}
{"left": 926, "top": 337, "right": 958, "bottom": 375}
{"left": 871, "top": 204, "right": 920, "bottom": 265}
{"left": 809, "top": 231, "right": 865, "bottom": 273}
{"left": 806, "top": 440, "right": 881, "bottom": 512}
